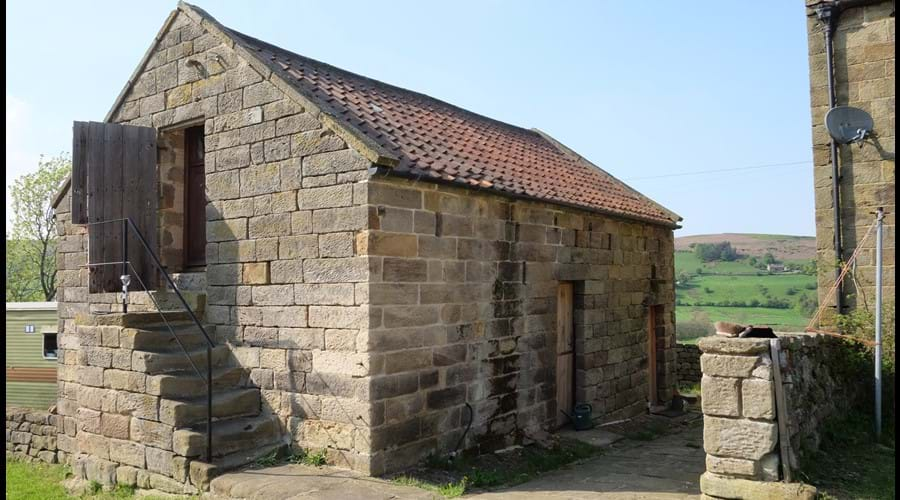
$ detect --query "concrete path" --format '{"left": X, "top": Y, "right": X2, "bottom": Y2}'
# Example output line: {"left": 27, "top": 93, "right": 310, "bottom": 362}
{"left": 209, "top": 416, "right": 705, "bottom": 500}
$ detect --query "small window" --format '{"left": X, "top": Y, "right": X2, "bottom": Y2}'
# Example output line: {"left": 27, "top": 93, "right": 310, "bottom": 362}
{"left": 42, "top": 333, "right": 58, "bottom": 360}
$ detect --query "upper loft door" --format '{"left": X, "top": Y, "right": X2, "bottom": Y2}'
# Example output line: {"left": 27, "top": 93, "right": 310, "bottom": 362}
{"left": 72, "top": 121, "right": 159, "bottom": 293}
{"left": 184, "top": 126, "right": 206, "bottom": 268}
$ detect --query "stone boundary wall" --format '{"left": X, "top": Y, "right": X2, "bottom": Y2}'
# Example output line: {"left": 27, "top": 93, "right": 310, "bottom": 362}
{"left": 675, "top": 343, "right": 701, "bottom": 385}
{"left": 6, "top": 406, "right": 60, "bottom": 464}
{"left": 698, "top": 333, "right": 867, "bottom": 499}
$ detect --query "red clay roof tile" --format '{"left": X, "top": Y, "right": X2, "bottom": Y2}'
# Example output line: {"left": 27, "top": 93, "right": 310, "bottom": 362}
{"left": 218, "top": 23, "right": 680, "bottom": 226}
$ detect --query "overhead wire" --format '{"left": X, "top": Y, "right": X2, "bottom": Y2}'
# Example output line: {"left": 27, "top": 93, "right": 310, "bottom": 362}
{"left": 624, "top": 160, "right": 812, "bottom": 181}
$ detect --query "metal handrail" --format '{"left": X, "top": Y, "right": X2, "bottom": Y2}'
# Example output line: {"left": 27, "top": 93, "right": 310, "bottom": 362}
{"left": 83, "top": 217, "right": 214, "bottom": 462}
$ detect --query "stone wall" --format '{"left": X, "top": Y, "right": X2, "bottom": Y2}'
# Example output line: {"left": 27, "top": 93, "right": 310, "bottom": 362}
{"left": 675, "top": 343, "right": 701, "bottom": 385}
{"left": 805, "top": 0, "right": 895, "bottom": 322}
{"left": 6, "top": 406, "right": 60, "bottom": 464}
{"left": 54, "top": 6, "right": 375, "bottom": 486}
{"left": 364, "top": 176, "right": 676, "bottom": 473}
{"left": 698, "top": 333, "right": 869, "bottom": 499}
{"left": 54, "top": 3, "right": 678, "bottom": 484}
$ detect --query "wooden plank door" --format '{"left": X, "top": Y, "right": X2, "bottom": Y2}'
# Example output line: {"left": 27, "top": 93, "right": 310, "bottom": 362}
{"left": 647, "top": 305, "right": 660, "bottom": 406}
{"left": 73, "top": 121, "right": 159, "bottom": 293}
{"left": 556, "top": 282, "right": 575, "bottom": 427}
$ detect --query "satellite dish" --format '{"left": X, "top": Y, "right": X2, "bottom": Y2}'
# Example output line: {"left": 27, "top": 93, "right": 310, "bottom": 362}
{"left": 825, "top": 106, "right": 874, "bottom": 145}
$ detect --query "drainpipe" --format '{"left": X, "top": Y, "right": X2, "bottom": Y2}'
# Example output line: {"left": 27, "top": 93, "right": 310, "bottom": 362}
{"left": 815, "top": 2, "right": 844, "bottom": 315}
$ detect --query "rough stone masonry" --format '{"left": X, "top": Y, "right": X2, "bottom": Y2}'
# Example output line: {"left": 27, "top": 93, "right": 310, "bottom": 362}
{"left": 51, "top": 2, "right": 679, "bottom": 491}
{"left": 805, "top": 0, "right": 895, "bottom": 322}
{"left": 698, "top": 333, "right": 870, "bottom": 499}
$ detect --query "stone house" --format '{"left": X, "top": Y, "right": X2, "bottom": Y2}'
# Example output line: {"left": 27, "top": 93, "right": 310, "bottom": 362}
{"left": 804, "top": 0, "right": 895, "bottom": 320}
{"left": 51, "top": 2, "right": 681, "bottom": 492}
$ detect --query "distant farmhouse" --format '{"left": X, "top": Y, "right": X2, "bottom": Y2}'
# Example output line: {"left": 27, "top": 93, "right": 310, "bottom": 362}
{"left": 804, "top": 0, "right": 895, "bottom": 319}
{"left": 766, "top": 264, "right": 786, "bottom": 273}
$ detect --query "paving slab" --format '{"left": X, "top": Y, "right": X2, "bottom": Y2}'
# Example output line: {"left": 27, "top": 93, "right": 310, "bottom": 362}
{"left": 209, "top": 417, "right": 704, "bottom": 500}
{"left": 208, "top": 463, "right": 439, "bottom": 499}
{"left": 467, "top": 419, "right": 705, "bottom": 500}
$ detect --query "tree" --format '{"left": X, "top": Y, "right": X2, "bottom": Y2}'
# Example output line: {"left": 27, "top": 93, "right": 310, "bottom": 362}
{"left": 8, "top": 154, "right": 71, "bottom": 301}
{"left": 762, "top": 252, "right": 777, "bottom": 265}
{"left": 6, "top": 238, "right": 42, "bottom": 301}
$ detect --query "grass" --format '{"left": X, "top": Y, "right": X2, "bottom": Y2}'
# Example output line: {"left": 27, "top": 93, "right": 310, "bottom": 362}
{"left": 5, "top": 458, "right": 191, "bottom": 500}
{"left": 393, "top": 438, "right": 603, "bottom": 497}
{"left": 290, "top": 448, "right": 327, "bottom": 467}
{"left": 799, "top": 413, "right": 895, "bottom": 499}
{"left": 680, "top": 274, "right": 816, "bottom": 304}
{"left": 392, "top": 476, "right": 468, "bottom": 498}
{"left": 678, "top": 382, "right": 701, "bottom": 396}
{"left": 681, "top": 305, "right": 810, "bottom": 330}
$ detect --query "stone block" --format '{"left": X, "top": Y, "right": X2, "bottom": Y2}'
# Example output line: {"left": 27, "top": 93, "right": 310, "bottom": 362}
{"left": 700, "top": 472, "right": 816, "bottom": 500}
{"left": 109, "top": 439, "right": 145, "bottom": 468}
{"left": 294, "top": 283, "right": 355, "bottom": 305}
{"left": 302, "top": 149, "right": 369, "bottom": 176}
{"left": 304, "top": 257, "right": 368, "bottom": 283}
{"left": 251, "top": 284, "right": 294, "bottom": 305}
{"left": 278, "top": 235, "right": 318, "bottom": 259}
{"left": 699, "top": 337, "right": 771, "bottom": 355}
{"left": 243, "top": 262, "right": 269, "bottom": 284}
{"left": 704, "top": 416, "right": 777, "bottom": 460}
{"left": 249, "top": 214, "right": 292, "bottom": 238}
{"left": 319, "top": 232, "right": 354, "bottom": 258}
{"left": 99, "top": 413, "right": 130, "bottom": 440}
{"left": 742, "top": 379, "right": 775, "bottom": 420}
{"left": 701, "top": 376, "right": 740, "bottom": 417}
{"left": 308, "top": 305, "right": 367, "bottom": 329}
{"left": 706, "top": 454, "right": 756, "bottom": 477}
{"left": 701, "top": 354, "right": 762, "bottom": 378}
{"left": 130, "top": 418, "right": 173, "bottom": 450}
{"left": 298, "top": 184, "right": 352, "bottom": 209}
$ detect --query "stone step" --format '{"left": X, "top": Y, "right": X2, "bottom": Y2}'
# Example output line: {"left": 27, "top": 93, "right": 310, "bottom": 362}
{"left": 77, "top": 310, "right": 195, "bottom": 328}
{"left": 131, "top": 345, "right": 231, "bottom": 375}
{"left": 121, "top": 323, "right": 216, "bottom": 351}
{"left": 195, "top": 440, "right": 289, "bottom": 491}
{"left": 130, "top": 290, "right": 206, "bottom": 314}
{"left": 174, "top": 414, "right": 282, "bottom": 459}
{"left": 147, "top": 366, "right": 247, "bottom": 398}
{"left": 161, "top": 388, "right": 261, "bottom": 427}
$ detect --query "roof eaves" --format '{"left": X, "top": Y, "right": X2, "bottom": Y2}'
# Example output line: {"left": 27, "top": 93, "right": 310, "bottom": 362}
{"left": 50, "top": 176, "right": 71, "bottom": 210}
{"left": 531, "top": 128, "right": 683, "bottom": 227}
{"left": 370, "top": 165, "right": 682, "bottom": 229}
{"left": 178, "top": 1, "right": 399, "bottom": 168}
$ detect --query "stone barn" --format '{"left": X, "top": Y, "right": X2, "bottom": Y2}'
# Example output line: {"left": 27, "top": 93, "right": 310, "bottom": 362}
{"left": 51, "top": 2, "right": 682, "bottom": 493}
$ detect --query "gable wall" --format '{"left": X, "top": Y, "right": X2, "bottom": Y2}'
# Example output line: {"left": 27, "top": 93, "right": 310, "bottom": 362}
{"left": 363, "top": 176, "right": 677, "bottom": 474}
{"left": 54, "top": 9, "right": 378, "bottom": 488}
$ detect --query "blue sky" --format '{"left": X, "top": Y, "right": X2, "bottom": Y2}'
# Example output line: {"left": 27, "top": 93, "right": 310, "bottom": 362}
{"left": 6, "top": 1, "right": 816, "bottom": 236}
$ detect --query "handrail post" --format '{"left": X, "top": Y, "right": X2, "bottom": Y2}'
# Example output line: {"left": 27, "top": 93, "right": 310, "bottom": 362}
{"left": 207, "top": 344, "right": 213, "bottom": 463}
{"left": 122, "top": 219, "right": 129, "bottom": 313}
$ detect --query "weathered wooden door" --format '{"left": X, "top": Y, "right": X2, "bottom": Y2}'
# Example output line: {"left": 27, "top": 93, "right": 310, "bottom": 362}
{"left": 647, "top": 305, "right": 662, "bottom": 406}
{"left": 556, "top": 282, "right": 575, "bottom": 428}
{"left": 72, "top": 121, "right": 159, "bottom": 293}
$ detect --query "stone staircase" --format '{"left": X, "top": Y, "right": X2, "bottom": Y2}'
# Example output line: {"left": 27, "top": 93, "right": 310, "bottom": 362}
{"left": 84, "top": 311, "right": 287, "bottom": 491}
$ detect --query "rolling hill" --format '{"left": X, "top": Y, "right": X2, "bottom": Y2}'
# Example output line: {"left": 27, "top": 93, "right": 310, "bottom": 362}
{"left": 674, "top": 233, "right": 815, "bottom": 261}
{"left": 673, "top": 233, "right": 818, "bottom": 343}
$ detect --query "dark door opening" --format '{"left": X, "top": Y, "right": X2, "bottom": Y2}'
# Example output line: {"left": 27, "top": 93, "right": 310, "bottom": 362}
{"left": 184, "top": 126, "right": 206, "bottom": 268}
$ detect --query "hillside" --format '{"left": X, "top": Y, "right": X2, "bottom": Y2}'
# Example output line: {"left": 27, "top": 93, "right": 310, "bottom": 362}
{"left": 675, "top": 233, "right": 815, "bottom": 261}
{"left": 673, "top": 233, "right": 818, "bottom": 344}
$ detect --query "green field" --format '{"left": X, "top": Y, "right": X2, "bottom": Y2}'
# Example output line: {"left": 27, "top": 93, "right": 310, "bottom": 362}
{"left": 674, "top": 250, "right": 817, "bottom": 343}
